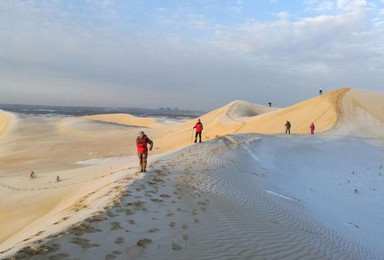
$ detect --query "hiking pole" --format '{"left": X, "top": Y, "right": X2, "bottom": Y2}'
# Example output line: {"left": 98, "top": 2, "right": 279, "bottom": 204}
{"left": 192, "top": 129, "right": 195, "bottom": 142}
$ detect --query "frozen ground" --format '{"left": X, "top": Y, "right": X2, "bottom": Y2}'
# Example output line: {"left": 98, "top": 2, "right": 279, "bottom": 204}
{"left": 11, "top": 133, "right": 384, "bottom": 260}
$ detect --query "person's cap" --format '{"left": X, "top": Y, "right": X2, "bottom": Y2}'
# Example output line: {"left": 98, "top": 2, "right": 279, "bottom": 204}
{"left": 140, "top": 131, "right": 145, "bottom": 135}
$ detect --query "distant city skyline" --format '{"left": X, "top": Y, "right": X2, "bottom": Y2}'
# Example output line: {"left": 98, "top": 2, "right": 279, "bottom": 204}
{"left": 0, "top": 0, "right": 383, "bottom": 110}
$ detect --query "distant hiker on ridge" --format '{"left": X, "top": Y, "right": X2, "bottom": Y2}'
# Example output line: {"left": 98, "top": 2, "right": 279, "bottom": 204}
{"left": 310, "top": 123, "right": 315, "bottom": 135}
{"left": 193, "top": 119, "right": 203, "bottom": 143}
{"left": 268, "top": 102, "right": 272, "bottom": 107}
{"left": 285, "top": 121, "right": 291, "bottom": 134}
{"left": 136, "top": 131, "right": 153, "bottom": 173}
{"left": 319, "top": 88, "right": 323, "bottom": 96}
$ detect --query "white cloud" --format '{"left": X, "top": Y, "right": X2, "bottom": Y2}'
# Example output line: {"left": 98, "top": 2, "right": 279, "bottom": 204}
{"left": 0, "top": 0, "right": 383, "bottom": 109}
{"left": 209, "top": 1, "right": 384, "bottom": 97}
{"left": 275, "top": 12, "right": 290, "bottom": 20}
{"left": 214, "top": 0, "right": 381, "bottom": 60}
{"left": 305, "top": 0, "right": 371, "bottom": 13}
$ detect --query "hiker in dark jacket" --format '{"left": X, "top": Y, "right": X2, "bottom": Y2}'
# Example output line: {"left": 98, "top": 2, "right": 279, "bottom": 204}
{"left": 136, "top": 131, "right": 153, "bottom": 172}
{"left": 285, "top": 121, "right": 291, "bottom": 134}
{"left": 193, "top": 119, "right": 203, "bottom": 143}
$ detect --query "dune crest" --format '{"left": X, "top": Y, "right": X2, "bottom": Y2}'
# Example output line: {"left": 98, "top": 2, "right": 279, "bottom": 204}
{"left": 150, "top": 101, "right": 277, "bottom": 152}
{"left": 239, "top": 88, "right": 350, "bottom": 134}
{"left": 67, "top": 88, "right": 384, "bottom": 152}
{"left": 84, "top": 88, "right": 369, "bottom": 153}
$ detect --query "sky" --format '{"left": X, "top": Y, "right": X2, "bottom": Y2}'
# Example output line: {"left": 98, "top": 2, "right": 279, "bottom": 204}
{"left": 0, "top": 0, "right": 383, "bottom": 110}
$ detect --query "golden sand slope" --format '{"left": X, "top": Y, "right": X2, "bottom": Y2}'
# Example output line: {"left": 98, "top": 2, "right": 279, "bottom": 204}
{"left": 0, "top": 110, "right": 11, "bottom": 136}
{"left": 83, "top": 101, "right": 277, "bottom": 153}
{"left": 151, "top": 101, "right": 277, "bottom": 152}
{"left": 59, "top": 88, "right": 384, "bottom": 155}
{"left": 239, "top": 88, "right": 349, "bottom": 134}
{"left": 85, "top": 89, "right": 353, "bottom": 153}
{"left": 0, "top": 157, "right": 141, "bottom": 255}
{"left": 85, "top": 88, "right": 384, "bottom": 152}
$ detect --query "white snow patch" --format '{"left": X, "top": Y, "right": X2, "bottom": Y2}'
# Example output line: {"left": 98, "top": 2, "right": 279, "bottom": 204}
{"left": 266, "top": 190, "right": 300, "bottom": 201}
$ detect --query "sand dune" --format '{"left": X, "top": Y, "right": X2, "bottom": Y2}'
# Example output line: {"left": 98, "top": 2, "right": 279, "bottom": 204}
{"left": 2, "top": 88, "right": 384, "bottom": 259}
{"left": 238, "top": 88, "right": 349, "bottom": 134}
{"left": 343, "top": 89, "right": 384, "bottom": 123}
{"left": 85, "top": 88, "right": 384, "bottom": 151}
{"left": 84, "top": 100, "right": 278, "bottom": 153}
{"left": 0, "top": 115, "right": 151, "bottom": 257}
{"left": 0, "top": 155, "right": 145, "bottom": 256}
{"left": 149, "top": 100, "right": 277, "bottom": 153}
{"left": 333, "top": 89, "right": 384, "bottom": 139}
{"left": 84, "top": 88, "right": 384, "bottom": 154}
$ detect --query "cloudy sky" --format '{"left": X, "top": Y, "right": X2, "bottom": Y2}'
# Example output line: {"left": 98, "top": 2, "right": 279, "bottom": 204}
{"left": 0, "top": 0, "right": 383, "bottom": 110}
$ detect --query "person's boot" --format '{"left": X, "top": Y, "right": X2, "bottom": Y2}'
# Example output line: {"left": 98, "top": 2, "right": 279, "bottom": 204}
{"left": 194, "top": 140, "right": 197, "bottom": 143}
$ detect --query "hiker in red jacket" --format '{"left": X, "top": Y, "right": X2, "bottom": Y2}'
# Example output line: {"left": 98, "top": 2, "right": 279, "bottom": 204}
{"left": 193, "top": 119, "right": 203, "bottom": 143}
{"left": 310, "top": 123, "right": 315, "bottom": 135}
{"left": 136, "top": 131, "right": 153, "bottom": 172}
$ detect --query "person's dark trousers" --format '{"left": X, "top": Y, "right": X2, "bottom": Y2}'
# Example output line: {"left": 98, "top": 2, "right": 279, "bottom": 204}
{"left": 195, "top": 132, "right": 202, "bottom": 143}
{"left": 285, "top": 128, "right": 290, "bottom": 134}
{"left": 138, "top": 152, "right": 148, "bottom": 171}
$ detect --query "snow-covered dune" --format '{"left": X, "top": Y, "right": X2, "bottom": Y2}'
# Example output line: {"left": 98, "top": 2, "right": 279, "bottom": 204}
{"left": 16, "top": 134, "right": 383, "bottom": 260}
